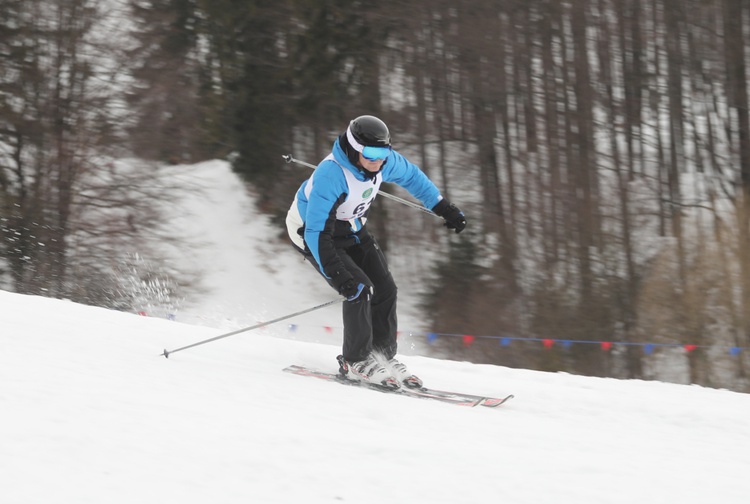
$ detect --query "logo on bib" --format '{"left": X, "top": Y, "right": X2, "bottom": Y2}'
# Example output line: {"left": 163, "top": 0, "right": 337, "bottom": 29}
{"left": 362, "top": 188, "right": 373, "bottom": 198}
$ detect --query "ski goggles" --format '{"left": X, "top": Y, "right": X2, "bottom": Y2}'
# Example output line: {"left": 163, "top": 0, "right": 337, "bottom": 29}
{"left": 361, "top": 145, "right": 392, "bottom": 161}
{"left": 346, "top": 125, "right": 392, "bottom": 161}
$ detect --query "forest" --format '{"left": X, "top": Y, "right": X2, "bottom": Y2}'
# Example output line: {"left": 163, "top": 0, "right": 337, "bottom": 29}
{"left": 1, "top": 0, "right": 750, "bottom": 391}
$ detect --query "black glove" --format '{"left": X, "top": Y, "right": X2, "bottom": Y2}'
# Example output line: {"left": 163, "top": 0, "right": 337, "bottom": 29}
{"left": 339, "top": 278, "right": 370, "bottom": 302}
{"left": 432, "top": 199, "right": 467, "bottom": 234}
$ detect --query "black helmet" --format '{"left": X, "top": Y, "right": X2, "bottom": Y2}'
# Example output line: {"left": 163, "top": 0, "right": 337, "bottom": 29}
{"left": 348, "top": 115, "right": 391, "bottom": 148}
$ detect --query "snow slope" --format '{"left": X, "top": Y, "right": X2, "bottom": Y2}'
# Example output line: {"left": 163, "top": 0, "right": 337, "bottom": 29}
{"left": 3, "top": 160, "right": 750, "bottom": 503}
{"left": 2, "top": 290, "right": 749, "bottom": 504}
{"left": 155, "top": 160, "right": 339, "bottom": 334}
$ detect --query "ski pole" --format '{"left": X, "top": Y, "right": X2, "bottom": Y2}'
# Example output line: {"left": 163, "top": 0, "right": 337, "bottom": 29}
{"left": 161, "top": 297, "right": 344, "bottom": 358}
{"left": 282, "top": 154, "right": 439, "bottom": 217}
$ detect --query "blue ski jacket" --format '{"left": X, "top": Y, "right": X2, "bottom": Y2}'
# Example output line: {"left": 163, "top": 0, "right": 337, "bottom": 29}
{"left": 286, "top": 138, "right": 442, "bottom": 287}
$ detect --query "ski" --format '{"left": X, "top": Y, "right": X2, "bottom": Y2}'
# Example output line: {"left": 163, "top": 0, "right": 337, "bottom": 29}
{"left": 283, "top": 364, "right": 514, "bottom": 408}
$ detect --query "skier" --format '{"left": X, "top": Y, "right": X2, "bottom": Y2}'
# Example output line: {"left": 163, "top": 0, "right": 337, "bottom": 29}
{"left": 285, "top": 115, "right": 466, "bottom": 389}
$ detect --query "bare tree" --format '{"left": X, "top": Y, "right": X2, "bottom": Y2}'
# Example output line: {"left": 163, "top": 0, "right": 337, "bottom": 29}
{"left": 1, "top": 0, "right": 106, "bottom": 296}
{"left": 0, "top": 0, "right": 186, "bottom": 313}
{"left": 722, "top": 0, "right": 750, "bottom": 380}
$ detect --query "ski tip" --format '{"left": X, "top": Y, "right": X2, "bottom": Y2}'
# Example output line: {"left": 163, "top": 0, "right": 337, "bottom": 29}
{"left": 479, "top": 394, "right": 514, "bottom": 408}
{"left": 161, "top": 349, "right": 170, "bottom": 359}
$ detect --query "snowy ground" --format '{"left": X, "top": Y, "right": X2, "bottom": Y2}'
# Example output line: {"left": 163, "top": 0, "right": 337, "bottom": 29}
{"left": 2, "top": 289, "right": 750, "bottom": 504}
{"left": 3, "top": 160, "right": 750, "bottom": 503}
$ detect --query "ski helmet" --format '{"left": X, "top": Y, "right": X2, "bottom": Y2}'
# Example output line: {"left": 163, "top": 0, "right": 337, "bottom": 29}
{"left": 348, "top": 115, "right": 391, "bottom": 148}
{"left": 344, "top": 115, "right": 392, "bottom": 166}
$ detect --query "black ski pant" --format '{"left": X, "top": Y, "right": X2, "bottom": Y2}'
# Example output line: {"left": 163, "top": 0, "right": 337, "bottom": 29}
{"left": 300, "top": 233, "right": 398, "bottom": 363}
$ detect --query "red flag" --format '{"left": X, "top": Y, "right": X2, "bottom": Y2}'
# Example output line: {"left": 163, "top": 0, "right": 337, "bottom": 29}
{"left": 543, "top": 339, "right": 555, "bottom": 349}
{"left": 601, "top": 341, "right": 613, "bottom": 351}
{"left": 462, "top": 335, "right": 475, "bottom": 347}
{"left": 684, "top": 344, "right": 698, "bottom": 353}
